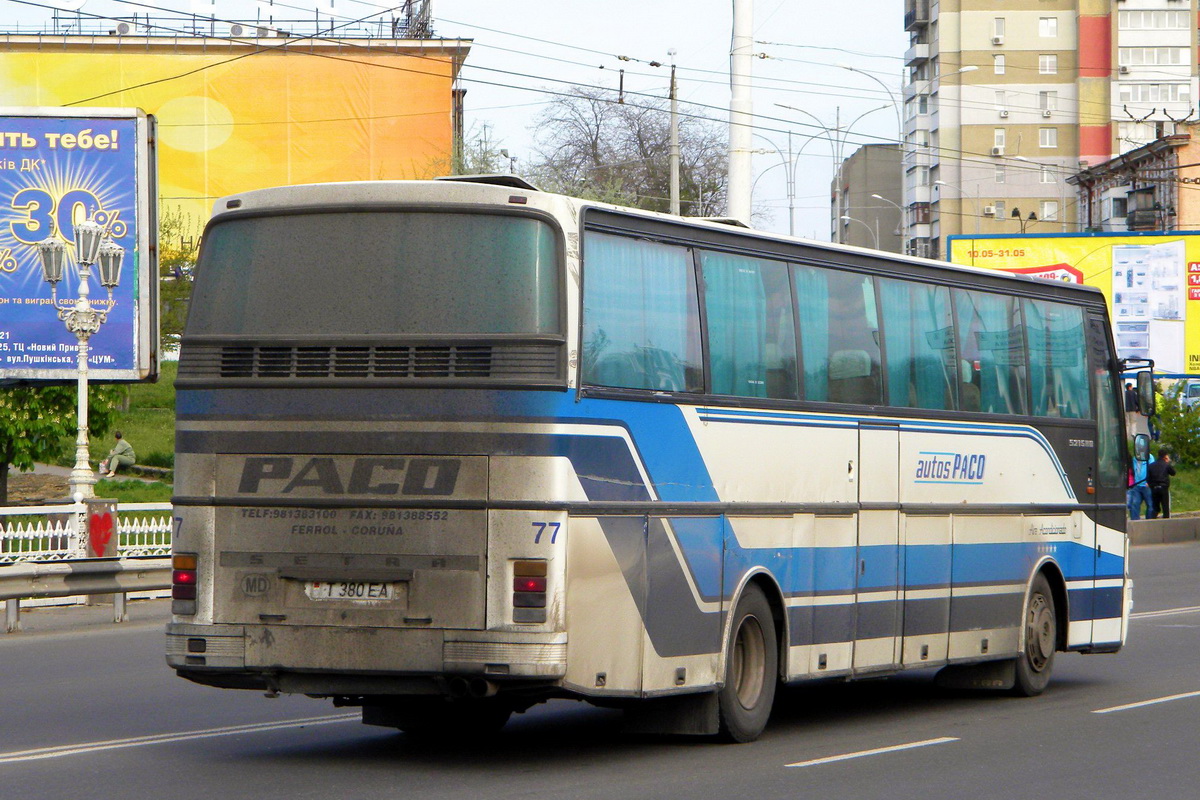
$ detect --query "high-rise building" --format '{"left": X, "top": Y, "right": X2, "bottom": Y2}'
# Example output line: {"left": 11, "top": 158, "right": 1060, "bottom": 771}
{"left": 832, "top": 144, "right": 904, "bottom": 252}
{"left": 902, "top": 0, "right": 1198, "bottom": 259}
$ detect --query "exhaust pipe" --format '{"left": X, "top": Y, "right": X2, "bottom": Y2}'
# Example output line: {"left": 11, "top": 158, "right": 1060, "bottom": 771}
{"left": 447, "top": 677, "right": 499, "bottom": 699}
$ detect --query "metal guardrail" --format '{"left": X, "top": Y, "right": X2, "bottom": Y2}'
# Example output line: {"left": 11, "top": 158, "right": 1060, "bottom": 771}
{"left": 1, "top": 558, "right": 171, "bottom": 632}
{"left": 1, "top": 501, "right": 174, "bottom": 632}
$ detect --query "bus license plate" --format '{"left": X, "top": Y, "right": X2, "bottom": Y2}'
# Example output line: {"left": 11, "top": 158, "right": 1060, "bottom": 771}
{"left": 305, "top": 581, "right": 401, "bottom": 602}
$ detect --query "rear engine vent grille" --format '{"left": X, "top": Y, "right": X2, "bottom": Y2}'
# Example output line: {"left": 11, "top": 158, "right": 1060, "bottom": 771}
{"left": 182, "top": 341, "right": 562, "bottom": 384}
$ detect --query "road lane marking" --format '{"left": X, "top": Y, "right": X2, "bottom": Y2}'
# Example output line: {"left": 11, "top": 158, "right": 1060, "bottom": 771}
{"left": 0, "top": 713, "right": 359, "bottom": 764}
{"left": 1131, "top": 605, "right": 1200, "bottom": 620}
{"left": 1093, "top": 690, "right": 1200, "bottom": 715}
{"left": 785, "top": 737, "right": 959, "bottom": 768}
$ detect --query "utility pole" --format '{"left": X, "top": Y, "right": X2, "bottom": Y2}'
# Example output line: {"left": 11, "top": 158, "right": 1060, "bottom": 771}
{"left": 727, "top": 0, "right": 753, "bottom": 224}
{"left": 669, "top": 50, "right": 680, "bottom": 215}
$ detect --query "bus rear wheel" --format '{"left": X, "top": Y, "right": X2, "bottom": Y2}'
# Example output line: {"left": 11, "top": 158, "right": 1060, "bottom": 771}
{"left": 717, "top": 584, "right": 778, "bottom": 742}
{"left": 1013, "top": 572, "right": 1057, "bottom": 696}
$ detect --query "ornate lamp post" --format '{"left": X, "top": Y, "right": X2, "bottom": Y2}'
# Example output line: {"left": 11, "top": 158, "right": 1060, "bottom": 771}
{"left": 35, "top": 219, "right": 124, "bottom": 502}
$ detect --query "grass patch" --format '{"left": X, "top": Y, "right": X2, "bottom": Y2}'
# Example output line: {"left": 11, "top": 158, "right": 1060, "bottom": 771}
{"left": 95, "top": 479, "right": 174, "bottom": 504}
{"left": 57, "top": 362, "right": 178, "bottom": 470}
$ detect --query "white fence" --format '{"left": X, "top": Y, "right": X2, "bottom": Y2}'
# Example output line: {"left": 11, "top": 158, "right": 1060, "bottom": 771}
{"left": 0, "top": 501, "right": 173, "bottom": 564}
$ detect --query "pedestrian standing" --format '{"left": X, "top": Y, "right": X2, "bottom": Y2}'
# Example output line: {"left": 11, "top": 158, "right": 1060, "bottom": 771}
{"left": 1148, "top": 448, "right": 1177, "bottom": 519}
{"left": 1124, "top": 381, "right": 1138, "bottom": 434}
{"left": 1127, "top": 449, "right": 1154, "bottom": 520}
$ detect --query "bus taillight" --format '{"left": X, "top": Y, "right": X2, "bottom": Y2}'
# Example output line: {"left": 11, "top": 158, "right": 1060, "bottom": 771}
{"left": 172, "top": 553, "right": 198, "bottom": 615}
{"left": 512, "top": 560, "right": 547, "bottom": 624}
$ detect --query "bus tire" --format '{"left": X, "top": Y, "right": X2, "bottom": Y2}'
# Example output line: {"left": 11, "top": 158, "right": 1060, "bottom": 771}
{"left": 717, "top": 584, "right": 778, "bottom": 742}
{"left": 1013, "top": 572, "right": 1057, "bottom": 697}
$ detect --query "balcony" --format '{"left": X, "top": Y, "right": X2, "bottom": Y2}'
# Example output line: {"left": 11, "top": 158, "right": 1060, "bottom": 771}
{"left": 905, "top": 43, "right": 930, "bottom": 65}
{"left": 1126, "top": 208, "right": 1161, "bottom": 231}
{"left": 904, "top": 0, "right": 930, "bottom": 31}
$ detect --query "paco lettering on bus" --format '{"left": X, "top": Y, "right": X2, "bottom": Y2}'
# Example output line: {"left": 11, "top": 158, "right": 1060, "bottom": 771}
{"left": 236, "top": 456, "right": 461, "bottom": 496}
{"left": 913, "top": 451, "right": 987, "bottom": 484}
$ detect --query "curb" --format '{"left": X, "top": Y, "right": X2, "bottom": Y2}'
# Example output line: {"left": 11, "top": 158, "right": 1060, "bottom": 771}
{"left": 1129, "top": 517, "right": 1200, "bottom": 546}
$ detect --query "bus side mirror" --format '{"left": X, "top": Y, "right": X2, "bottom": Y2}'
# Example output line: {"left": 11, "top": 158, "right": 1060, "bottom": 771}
{"left": 1134, "top": 433, "right": 1150, "bottom": 462}
{"left": 1137, "top": 371, "right": 1155, "bottom": 415}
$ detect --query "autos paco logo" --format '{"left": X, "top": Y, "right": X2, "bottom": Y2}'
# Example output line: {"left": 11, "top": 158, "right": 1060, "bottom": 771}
{"left": 914, "top": 451, "right": 986, "bottom": 484}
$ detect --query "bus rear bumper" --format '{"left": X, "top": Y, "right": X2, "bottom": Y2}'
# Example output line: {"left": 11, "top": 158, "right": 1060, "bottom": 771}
{"left": 166, "top": 622, "right": 567, "bottom": 680}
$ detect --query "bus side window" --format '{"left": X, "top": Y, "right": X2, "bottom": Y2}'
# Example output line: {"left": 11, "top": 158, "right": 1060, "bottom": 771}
{"left": 700, "top": 250, "right": 798, "bottom": 400}
{"left": 878, "top": 278, "right": 956, "bottom": 410}
{"left": 953, "top": 288, "right": 1027, "bottom": 415}
{"left": 582, "top": 233, "right": 702, "bottom": 393}
{"left": 1025, "top": 299, "right": 1089, "bottom": 418}
{"left": 795, "top": 266, "right": 882, "bottom": 405}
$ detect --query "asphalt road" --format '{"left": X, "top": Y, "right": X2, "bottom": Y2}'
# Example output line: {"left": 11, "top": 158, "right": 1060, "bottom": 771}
{"left": 2, "top": 542, "right": 1199, "bottom": 800}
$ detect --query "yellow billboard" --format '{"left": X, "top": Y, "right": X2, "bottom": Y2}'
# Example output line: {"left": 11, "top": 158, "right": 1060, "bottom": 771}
{"left": 948, "top": 232, "right": 1200, "bottom": 374}
{"left": 0, "top": 37, "right": 467, "bottom": 224}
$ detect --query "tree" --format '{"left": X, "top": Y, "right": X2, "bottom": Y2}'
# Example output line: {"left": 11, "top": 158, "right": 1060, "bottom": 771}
{"left": 526, "top": 86, "right": 727, "bottom": 217}
{"left": 159, "top": 206, "right": 203, "bottom": 352}
{"left": 1151, "top": 382, "right": 1200, "bottom": 466}
{"left": 0, "top": 383, "right": 122, "bottom": 505}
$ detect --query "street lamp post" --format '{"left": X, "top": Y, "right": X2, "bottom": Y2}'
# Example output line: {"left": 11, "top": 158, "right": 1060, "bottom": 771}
{"left": 840, "top": 215, "right": 880, "bottom": 249}
{"left": 35, "top": 219, "right": 125, "bottom": 505}
{"left": 773, "top": 103, "right": 889, "bottom": 243}
{"left": 934, "top": 179, "right": 983, "bottom": 235}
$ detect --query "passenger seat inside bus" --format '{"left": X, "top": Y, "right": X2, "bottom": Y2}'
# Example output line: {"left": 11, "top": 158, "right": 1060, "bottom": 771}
{"left": 828, "top": 349, "right": 879, "bottom": 405}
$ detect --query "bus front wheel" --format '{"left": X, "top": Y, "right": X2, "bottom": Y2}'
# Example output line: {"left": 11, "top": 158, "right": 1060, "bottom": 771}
{"left": 717, "top": 584, "right": 778, "bottom": 742}
{"left": 1013, "top": 572, "right": 1057, "bottom": 696}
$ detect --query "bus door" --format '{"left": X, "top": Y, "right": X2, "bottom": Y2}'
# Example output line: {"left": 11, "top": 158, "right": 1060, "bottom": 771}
{"left": 855, "top": 422, "right": 903, "bottom": 671}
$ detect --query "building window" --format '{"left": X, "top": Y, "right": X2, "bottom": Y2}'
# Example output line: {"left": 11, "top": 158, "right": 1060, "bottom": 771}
{"left": 1118, "top": 83, "right": 1191, "bottom": 103}
{"left": 1039, "top": 54, "right": 1058, "bottom": 75}
{"left": 1039, "top": 127, "right": 1058, "bottom": 148}
{"left": 994, "top": 128, "right": 1007, "bottom": 149}
{"left": 1041, "top": 201, "right": 1059, "bottom": 222}
{"left": 995, "top": 164, "right": 1006, "bottom": 183}
{"left": 993, "top": 201, "right": 1006, "bottom": 219}
{"left": 993, "top": 18, "right": 1006, "bottom": 39}
{"left": 995, "top": 90, "right": 1007, "bottom": 109}
{"left": 1119, "top": 47, "right": 1187, "bottom": 66}
{"left": 1119, "top": 10, "right": 1190, "bottom": 30}
{"left": 994, "top": 54, "right": 1006, "bottom": 75}
{"left": 1041, "top": 166, "right": 1055, "bottom": 184}
{"left": 1039, "top": 17, "right": 1058, "bottom": 37}
{"left": 1039, "top": 91, "right": 1058, "bottom": 111}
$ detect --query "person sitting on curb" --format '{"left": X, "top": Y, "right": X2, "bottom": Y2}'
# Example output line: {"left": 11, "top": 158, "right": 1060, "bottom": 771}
{"left": 99, "top": 431, "right": 136, "bottom": 478}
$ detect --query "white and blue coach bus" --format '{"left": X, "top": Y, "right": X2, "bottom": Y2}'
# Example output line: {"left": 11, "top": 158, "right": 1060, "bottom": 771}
{"left": 167, "top": 176, "right": 1135, "bottom": 742}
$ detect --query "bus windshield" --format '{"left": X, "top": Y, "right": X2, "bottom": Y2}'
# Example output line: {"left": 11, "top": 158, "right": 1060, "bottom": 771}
{"left": 187, "top": 211, "right": 560, "bottom": 337}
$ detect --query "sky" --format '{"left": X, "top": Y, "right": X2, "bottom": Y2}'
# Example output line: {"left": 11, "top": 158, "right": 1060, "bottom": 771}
{"left": 3, "top": 0, "right": 908, "bottom": 239}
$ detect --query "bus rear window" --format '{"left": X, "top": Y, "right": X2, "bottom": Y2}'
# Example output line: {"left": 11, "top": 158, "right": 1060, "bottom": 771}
{"left": 187, "top": 211, "right": 560, "bottom": 336}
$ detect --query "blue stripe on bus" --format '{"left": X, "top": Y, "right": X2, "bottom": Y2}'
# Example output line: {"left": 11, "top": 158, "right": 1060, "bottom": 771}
{"left": 671, "top": 522, "right": 1116, "bottom": 604}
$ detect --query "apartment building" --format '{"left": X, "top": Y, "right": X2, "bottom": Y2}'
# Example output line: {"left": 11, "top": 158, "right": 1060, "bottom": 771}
{"left": 902, "top": 0, "right": 1199, "bottom": 259}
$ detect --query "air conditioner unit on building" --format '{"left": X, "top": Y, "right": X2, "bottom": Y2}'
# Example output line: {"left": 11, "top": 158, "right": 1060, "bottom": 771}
{"left": 983, "top": 206, "right": 997, "bottom": 216}
{"left": 991, "top": 35, "right": 1004, "bottom": 45}
{"left": 229, "top": 23, "right": 275, "bottom": 37}
{"left": 1119, "top": 65, "right": 1131, "bottom": 74}
{"left": 991, "top": 146, "right": 1005, "bottom": 156}
{"left": 1042, "top": 109, "right": 1053, "bottom": 117}
{"left": 999, "top": 109, "right": 1009, "bottom": 118}
{"left": 115, "top": 21, "right": 132, "bottom": 35}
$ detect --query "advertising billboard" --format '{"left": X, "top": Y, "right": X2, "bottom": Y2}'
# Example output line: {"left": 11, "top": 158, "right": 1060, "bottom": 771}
{"left": 0, "top": 107, "right": 157, "bottom": 382}
{"left": 947, "top": 232, "right": 1200, "bottom": 375}
{"left": 0, "top": 40, "right": 463, "bottom": 225}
